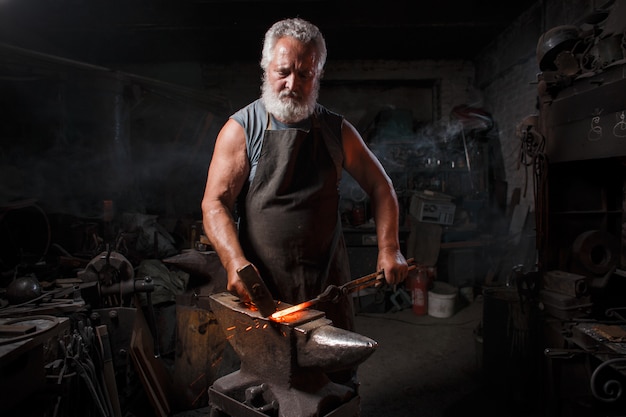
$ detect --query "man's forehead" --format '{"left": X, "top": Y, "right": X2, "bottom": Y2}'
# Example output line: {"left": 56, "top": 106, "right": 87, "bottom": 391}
{"left": 273, "top": 38, "right": 317, "bottom": 64}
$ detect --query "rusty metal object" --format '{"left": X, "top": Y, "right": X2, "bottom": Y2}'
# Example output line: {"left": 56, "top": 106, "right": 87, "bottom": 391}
{"left": 586, "top": 34, "right": 625, "bottom": 72}
{"left": 271, "top": 259, "right": 416, "bottom": 320}
{"left": 162, "top": 250, "right": 227, "bottom": 294}
{"left": 78, "top": 250, "right": 154, "bottom": 305}
{"left": 536, "top": 25, "right": 581, "bottom": 71}
{"left": 208, "top": 292, "right": 377, "bottom": 417}
{"left": 79, "top": 250, "right": 163, "bottom": 357}
{"left": 542, "top": 270, "right": 589, "bottom": 298}
{"left": 79, "top": 250, "right": 135, "bottom": 286}
{"left": 129, "top": 301, "right": 171, "bottom": 417}
{"left": 1, "top": 316, "right": 70, "bottom": 411}
{"left": 172, "top": 301, "right": 233, "bottom": 410}
{"left": 6, "top": 276, "right": 42, "bottom": 305}
{"left": 78, "top": 251, "right": 149, "bottom": 303}
{"left": 269, "top": 284, "right": 343, "bottom": 320}
{"left": 571, "top": 230, "right": 619, "bottom": 276}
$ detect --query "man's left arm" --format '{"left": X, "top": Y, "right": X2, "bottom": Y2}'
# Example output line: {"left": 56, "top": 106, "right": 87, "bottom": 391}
{"left": 341, "top": 120, "right": 408, "bottom": 285}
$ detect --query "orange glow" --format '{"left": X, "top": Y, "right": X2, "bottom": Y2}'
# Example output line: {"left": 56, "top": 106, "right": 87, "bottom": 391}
{"left": 192, "top": 389, "right": 204, "bottom": 406}
{"left": 271, "top": 315, "right": 288, "bottom": 323}
{"left": 191, "top": 372, "right": 206, "bottom": 386}
{"left": 265, "top": 258, "right": 417, "bottom": 322}
{"left": 226, "top": 326, "right": 236, "bottom": 331}
{"left": 245, "top": 326, "right": 252, "bottom": 331}
{"left": 270, "top": 299, "right": 316, "bottom": 321}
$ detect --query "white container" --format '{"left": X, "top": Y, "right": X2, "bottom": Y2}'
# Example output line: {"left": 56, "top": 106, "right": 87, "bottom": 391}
{"left": 428, "top": 282, "right": 458, "bottom": 318}
{"left": 409, "top": 190, "right": 456, "bottom": 226}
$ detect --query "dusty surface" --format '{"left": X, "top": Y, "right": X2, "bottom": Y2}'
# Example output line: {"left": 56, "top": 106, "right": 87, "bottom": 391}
{"left": 355, "top": 296, "right": 483, "bottom": 417}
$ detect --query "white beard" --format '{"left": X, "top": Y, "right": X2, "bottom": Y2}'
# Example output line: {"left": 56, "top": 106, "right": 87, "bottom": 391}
{"left": 261, "top": 77, "right": 319, "bottom": 124}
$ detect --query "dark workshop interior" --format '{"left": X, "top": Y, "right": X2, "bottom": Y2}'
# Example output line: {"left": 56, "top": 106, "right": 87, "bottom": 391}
{"left": 2, "top": 0, "right": 626, "bottom": 416}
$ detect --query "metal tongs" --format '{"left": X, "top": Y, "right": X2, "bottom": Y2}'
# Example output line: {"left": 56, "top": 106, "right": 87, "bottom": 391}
{"left": 270, "top": 258, "right": 416, "bottom": 320}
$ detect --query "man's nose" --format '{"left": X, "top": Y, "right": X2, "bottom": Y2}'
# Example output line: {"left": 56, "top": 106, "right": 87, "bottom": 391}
{"left": 285, "top": 73, "right": 298, "bottom": 90}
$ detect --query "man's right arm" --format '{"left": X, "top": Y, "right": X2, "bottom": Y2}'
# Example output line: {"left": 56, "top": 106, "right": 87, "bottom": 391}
{"left": 201, "top": 118, "right": 252, "bottom": 301}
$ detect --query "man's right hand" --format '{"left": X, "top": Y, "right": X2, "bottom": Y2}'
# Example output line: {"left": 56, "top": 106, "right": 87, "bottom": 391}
{"left": 226, "top": 261, "right": 253, "bottom": 303}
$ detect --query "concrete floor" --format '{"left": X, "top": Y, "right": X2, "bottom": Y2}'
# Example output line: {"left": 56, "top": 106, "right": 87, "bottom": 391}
{"left": 355, "top": 295, "right": 484, "bottom": 417}
{"left": 354, "top": 291, "right": 548, "bottom": 417}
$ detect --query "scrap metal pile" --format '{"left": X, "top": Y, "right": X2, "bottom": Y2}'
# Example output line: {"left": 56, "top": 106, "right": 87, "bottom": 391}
{"left": 0, "top": 201, "right": 228, "bottom": 417}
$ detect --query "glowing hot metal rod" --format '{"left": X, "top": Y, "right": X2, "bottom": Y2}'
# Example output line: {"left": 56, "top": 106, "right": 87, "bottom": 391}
{"left": 270, "top": 258, "right": 416, "bottom": 321}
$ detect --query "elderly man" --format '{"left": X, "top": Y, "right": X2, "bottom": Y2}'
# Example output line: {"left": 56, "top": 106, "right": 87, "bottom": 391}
{"left": 201, "top": 17, "right": 408, "bottom": 334}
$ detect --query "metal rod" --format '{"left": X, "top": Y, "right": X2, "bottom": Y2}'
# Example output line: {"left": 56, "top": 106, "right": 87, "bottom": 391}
{"left": 460, "top": 129, "right": 474, "bottom": 190}
{"left": 270, "top": 258, "right": 416, "bottom": 321}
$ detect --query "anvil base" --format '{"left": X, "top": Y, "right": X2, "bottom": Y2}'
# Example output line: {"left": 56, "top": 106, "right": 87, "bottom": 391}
{"left": 208, "top": 369, "right": 360, "bottom": 417}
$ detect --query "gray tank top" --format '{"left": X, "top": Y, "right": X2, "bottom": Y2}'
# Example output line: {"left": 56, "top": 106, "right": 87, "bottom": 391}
{"left": 230, "top": 99, "right": 344, "bottom": 182}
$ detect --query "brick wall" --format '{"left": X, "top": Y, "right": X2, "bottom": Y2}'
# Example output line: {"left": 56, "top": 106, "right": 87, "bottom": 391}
{"left": 475, "top": 0, "right": 596, "bottom": 211}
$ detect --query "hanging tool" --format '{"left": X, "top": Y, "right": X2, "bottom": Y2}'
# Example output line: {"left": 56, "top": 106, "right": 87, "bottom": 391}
{"left": 271, "top": 258, "right": 416, "bottom": 320}
{"left": 96, "top": 325, "right": 122, "bottom": 417}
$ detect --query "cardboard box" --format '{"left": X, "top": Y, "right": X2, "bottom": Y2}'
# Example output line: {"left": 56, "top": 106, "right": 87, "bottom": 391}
{"left": 410, "top": 190, "right": 456, "bottom": 225}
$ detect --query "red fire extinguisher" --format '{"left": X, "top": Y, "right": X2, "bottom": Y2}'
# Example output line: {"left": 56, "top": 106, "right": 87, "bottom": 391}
{"left": 409, "top": 265, "right": 430, "bottom": 315}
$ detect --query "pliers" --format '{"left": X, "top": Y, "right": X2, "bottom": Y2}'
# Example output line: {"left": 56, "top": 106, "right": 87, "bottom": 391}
{"left": 270, "top": 258, "right": 415, "bottom": 320}
{"left": 317, "top": 268, "right": 388, "bottom": 303}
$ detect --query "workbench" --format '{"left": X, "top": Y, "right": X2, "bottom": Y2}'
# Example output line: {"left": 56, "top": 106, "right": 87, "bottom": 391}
{"left": 0, "top": 316, "right": 70, "bottom": 412}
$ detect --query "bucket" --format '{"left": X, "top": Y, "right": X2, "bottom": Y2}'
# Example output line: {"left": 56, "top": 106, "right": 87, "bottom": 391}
{"left": 428, "top": 282, "right": 457, "bottom": 318}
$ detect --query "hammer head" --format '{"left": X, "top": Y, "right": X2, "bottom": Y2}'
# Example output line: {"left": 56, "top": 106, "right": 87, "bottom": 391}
{"left": 236, "top": 263, "right": 277, "bottom": 317}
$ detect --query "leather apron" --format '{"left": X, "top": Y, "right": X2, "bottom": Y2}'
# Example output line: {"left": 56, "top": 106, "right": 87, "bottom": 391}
{"left": 238, "top": 114, "right": 354, "bottom": 331}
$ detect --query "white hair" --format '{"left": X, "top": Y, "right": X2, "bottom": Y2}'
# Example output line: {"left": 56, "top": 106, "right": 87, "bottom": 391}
{"left": 260, "top": 18, "right": 327, "bottom": 74}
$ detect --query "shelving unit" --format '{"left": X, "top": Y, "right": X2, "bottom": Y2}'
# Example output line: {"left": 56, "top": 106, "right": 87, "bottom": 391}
{"left": 369, "top": 129, "right": 492, "bottom": 229}
{"left": 539, "top": 158, "right": 625, "bottom": 276}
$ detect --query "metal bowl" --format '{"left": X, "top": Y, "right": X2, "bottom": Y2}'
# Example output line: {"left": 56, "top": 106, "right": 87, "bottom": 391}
{"left": 537, "top": 25, "right": 581, "bottom": 71}
{"left": 6, "top": 276, "right": 42, "bottom": 305}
